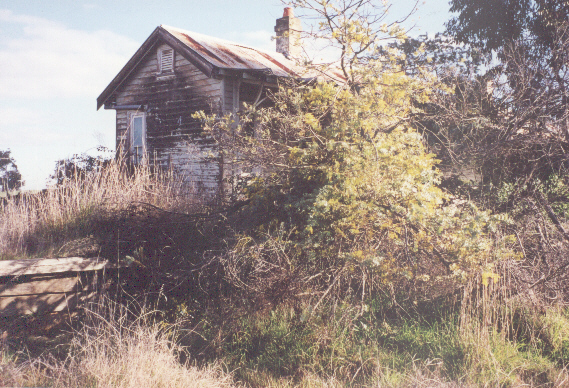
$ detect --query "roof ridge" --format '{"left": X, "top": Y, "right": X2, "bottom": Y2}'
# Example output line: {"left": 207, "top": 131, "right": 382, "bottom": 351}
{"left": 160, "top": 24, "right": 283, "bottom": 57}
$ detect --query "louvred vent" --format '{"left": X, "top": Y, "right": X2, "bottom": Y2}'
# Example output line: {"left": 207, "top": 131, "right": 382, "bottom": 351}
{"left": 160, "top": 49, "right": 174, "bottom": 72}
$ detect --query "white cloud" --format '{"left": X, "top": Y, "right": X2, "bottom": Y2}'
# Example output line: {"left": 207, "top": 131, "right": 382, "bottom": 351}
{"left": 0, "top": 10, "right": 127, "bottom": 189}
{"left": 0, "top": 105, "right": 70, "bottom": 146}
{"left": 0, "top": 9, "right": 139, "bottom": 99}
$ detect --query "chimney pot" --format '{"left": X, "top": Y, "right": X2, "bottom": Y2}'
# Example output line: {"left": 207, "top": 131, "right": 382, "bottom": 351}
{"left": 283, "top": 7, "right": 294, "bottom": 17}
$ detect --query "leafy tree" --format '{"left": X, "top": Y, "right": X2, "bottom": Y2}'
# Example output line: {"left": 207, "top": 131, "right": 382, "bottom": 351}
{"left": 51, "top": 147, "right": 114, "bottom": 185}
{"left": 285, "top": 0, "right": 410, "bottom": 84}
{"left": 446, "top": 0, "right": 569, "bottom": 53}
{"left": 0, "top": 149, "right": 23, "bottom": 192}
{"left": 376, "top": 33, "right": 496, "bottom": 180}
{"left": 444, "top": 0, "right": 569, "bottom": 205}
{"left": 446, "top": 0, "right": 569, "bottom": 145}
{"left": 438, "top": 0, "right": 569, "bottom": 302}
{"left": 197, "top": 0, "right": 513, "bottom": 297}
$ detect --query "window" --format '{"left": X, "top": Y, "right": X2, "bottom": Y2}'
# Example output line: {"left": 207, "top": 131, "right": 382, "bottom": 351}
{"left": 130, "top": 113, "right": 146, "bottom": 164}
{"left": 158, "top": 47, "right": 174, "bottom": 73}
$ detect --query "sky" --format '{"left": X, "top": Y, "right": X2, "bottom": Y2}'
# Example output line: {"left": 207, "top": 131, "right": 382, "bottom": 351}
{"left": 0, "top": 0, "right": 452, "bottom": 190}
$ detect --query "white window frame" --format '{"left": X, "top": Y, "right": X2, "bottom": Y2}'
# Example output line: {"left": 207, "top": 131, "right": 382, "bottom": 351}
{"left": 129, "top": 112, "right": 146, "bottom": 164}
{"left": 158, "top": 46, "right": 175, "bottom": 74}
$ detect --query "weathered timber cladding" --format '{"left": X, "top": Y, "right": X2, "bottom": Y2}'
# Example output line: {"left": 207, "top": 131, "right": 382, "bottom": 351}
{"left": 99, "top": 26, "right": 304, "bottom": 200}
{"left": 115, "top": 44, "right": 224, "bottom": 196}
{"left": 224, "top": 77, "right": 236, "bottom": 112}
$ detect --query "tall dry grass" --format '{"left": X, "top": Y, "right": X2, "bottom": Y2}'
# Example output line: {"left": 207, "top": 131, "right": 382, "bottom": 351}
{"left": 0, "top": 157, "right": 205, "bottom": 260}
{"left": 0, "top": 301, "right": 234, "bottom": 387}
{"left": 458, "top": 267, "right": 569, "bottom": 386}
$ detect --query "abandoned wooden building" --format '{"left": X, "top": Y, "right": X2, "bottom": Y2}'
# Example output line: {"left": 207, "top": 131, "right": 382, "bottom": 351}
{"left": 97, "top": 8, "right": 333, "bottom": 198}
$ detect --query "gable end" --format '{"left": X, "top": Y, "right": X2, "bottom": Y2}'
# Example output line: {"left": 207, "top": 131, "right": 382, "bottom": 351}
{"left": 97, "top": 27, "right": 217, "bottom": 110}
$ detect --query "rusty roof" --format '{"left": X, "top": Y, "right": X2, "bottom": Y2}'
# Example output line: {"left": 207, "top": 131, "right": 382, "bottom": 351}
{"left": 162, "top": 25, "right": 303, "bottom": 77}
{"left": 162, "top": 25, "right": 346, "bottom": 82}
{"left": 97, "top": 24, "right": 345, "bottom": 110}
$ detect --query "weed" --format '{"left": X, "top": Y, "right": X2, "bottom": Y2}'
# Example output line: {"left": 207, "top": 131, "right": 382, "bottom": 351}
{"left": 0, "top": 156, "right": 205, "bottom": 261}
{"left": 0, "top": 300, "right": 233, "bottom": 387}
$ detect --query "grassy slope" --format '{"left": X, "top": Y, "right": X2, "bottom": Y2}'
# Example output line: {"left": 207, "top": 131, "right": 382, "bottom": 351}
{"left": 1, "top": 161, "right": 569, "bottom": 387}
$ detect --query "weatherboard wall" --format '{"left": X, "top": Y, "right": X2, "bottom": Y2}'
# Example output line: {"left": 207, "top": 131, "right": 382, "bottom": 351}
{"left": 114, "top": 43, "right": 224, "bottom": 197}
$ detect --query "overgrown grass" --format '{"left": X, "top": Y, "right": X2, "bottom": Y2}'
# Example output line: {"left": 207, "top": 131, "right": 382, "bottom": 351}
{"left": 185, "top": 294, "right": 569, "bottom": 387}
{"left": 2, "top": 155, "right": 569, "bottom": 387}
{"left": 6, "top": 300, "right": 567, "bottom": 387}
{"left": 193, "top": 301, "right": 459, "bottom": 386}
{"left": 0, "top": 158, "right": 204, "bottom": 260}
{"left": 0, "top": 302, "right": 233, "bottom": 387}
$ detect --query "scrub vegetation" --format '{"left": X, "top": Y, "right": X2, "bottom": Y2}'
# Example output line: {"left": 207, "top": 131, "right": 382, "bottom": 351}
{"left": 2, "top": 0, "right": 569, "bottom": 386}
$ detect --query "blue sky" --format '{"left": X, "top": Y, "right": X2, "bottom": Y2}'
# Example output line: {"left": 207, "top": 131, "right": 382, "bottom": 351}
{"left": 0, "top": 0, "right": 451, "bottom": 190}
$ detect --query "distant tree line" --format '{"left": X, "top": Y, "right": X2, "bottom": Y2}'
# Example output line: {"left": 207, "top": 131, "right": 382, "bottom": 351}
{"left": 0, "top": 149, "right": 22, "bottom": 192}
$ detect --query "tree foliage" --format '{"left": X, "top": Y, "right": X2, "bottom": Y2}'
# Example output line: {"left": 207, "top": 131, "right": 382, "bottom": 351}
{"left": 443, "top": 0, "right": 569, "bottom": 203}
{"left": 51, "top": 147, "right": 114, "bottom": 186}
{"left": 197, "top": 1, "right": 514, "bottom": 295}
{"left": 446, "top": 0, "right": 569, "bottom": 53}
{"left": 0, "top": 149, "right": 23, "bottom": 192}
{"left": 421, "top": 0, "right": 569, "bottom": 302}
{"left": 445, "top": 0, "right": 569, "bottom": 147}
{"left": 286, "top": 0, "right": 412, "bottom": 84}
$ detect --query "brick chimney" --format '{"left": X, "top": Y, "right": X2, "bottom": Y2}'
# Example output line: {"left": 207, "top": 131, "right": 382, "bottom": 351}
{"left": 274, "top": 7, "right": 302, "bottom": 59}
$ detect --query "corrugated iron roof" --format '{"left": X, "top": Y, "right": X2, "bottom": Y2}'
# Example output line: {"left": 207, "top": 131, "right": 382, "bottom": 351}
{"left": 162, "top": 25, "right": 302, "bottom": 77}
{"left": 161, "top": 25, "right": 345, "bottom": 82}
{"left": 98, "top": 24, "right": 346, "bottom": 109}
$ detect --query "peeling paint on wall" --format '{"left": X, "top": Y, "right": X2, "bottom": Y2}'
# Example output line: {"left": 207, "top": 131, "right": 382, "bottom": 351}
{"left": 112, "top": 45, "right": 224, "bottom": 198}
